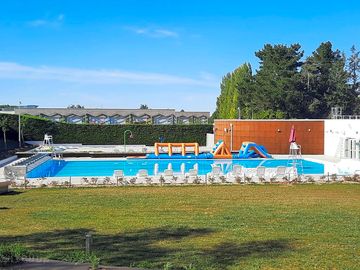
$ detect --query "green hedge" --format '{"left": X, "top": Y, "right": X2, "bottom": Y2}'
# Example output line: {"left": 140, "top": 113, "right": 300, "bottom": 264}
{"left": 0, "top": 114, "right": 213, "bottom": 145}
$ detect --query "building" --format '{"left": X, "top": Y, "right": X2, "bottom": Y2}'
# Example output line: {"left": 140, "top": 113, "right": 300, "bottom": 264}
{"left": 0, "top": 105, "right": 38, "bottom": 111}
{"left": 14, "top": 108, "right": 210, "bottom": 125}
{"left": 214, "top": 119, "right": 324, "bottom": 154}
{"left": 214, "top": 119, "right": 360, "bottom": 160}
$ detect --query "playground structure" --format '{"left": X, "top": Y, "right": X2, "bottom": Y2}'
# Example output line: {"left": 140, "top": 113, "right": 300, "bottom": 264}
{"left": 210, "top": 140, "right": 232, "bottom": 159}
{"left": 154, "top": 142, "right": 199, "bottom": 157}
{"left": 234, "top": 141, "right": 272, "bottom": 158}
{"left": 147, "top": 140, "right": 271, "bottom": 159}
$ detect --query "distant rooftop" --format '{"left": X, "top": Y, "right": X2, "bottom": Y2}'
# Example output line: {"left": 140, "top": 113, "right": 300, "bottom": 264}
{"left": 14, "top": 107, "right": 210, "bottom": 117}
{"left": 0, "top": 104, "right": 38, "bottom": 111}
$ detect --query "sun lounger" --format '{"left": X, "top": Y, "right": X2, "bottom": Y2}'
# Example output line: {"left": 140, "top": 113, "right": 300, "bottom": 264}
{"left": 247, "top": 166, "right": 266, "bottom": 183}
{"left": 113, "top": 170, "right": 127, "bottom": 185}
{"left": 162, "top": 169, "right": 178, "bottom": 184}
{"left": 136, "top": 169, "right": 152, "bottom": 185}
{"left": 207, "top": 166, "right": 223, "bottom": 184}
{"left": 271, "top": 166, "right": 288, "bottom": 182}
{"left": 185, "top": 169, "right": 202, "bottom": 184}
{"left": 227, "top": 165, "right": 244, "bottom": 183}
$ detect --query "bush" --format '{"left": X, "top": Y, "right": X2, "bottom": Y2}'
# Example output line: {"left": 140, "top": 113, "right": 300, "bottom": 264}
{"left": 0, "top": 114, "right": 212, "bottom": 145}
{"left": 0, "top": 243, "right": 29, "bottom": 267}
{"left": 62, "top": 251, "right": 100, "bottom": 269}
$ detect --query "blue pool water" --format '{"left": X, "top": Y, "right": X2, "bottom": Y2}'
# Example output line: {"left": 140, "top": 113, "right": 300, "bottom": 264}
{"left": 26, "top": 159, "right": 324, "bottom": 178}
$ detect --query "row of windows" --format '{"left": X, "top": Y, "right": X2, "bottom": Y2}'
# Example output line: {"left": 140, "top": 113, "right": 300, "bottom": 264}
{"left": 39, "top": 114, "right": 209, "bottom": 125}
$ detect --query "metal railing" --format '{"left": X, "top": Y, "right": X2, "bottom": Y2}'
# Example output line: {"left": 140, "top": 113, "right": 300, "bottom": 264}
{"left": 331, "top": 115, "right": 360, "bottom": 120}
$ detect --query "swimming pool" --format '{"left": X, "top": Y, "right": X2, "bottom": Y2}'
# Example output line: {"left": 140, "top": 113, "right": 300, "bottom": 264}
{"left": 26, "top": 158, "right": 324, "bottom": 178}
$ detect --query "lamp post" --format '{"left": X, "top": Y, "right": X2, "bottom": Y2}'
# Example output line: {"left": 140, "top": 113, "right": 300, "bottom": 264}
{"left": 18, "top": 101, "right": 21, "bottom": 148}
{"left": 237, "top": 106, "right": 241, "bottom": 119}
{"left": 123, "top": 130, "right": 133, "bottom": 152}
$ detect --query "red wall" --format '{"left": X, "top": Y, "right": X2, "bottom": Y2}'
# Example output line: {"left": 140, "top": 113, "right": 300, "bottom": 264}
{"left": 214, "top": 120, "right": 324, "bottom": 154}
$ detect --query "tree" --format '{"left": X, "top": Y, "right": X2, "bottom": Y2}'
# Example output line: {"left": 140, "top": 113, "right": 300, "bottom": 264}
{"left": 213, "top": 63, "right": 253, "bottom": 119}
{"left": 140, "top": 104, "right": 149, "bottom": 109}
{"left": 213, "top": 42, "right": 360, "bottom": 119}
{"left": 254, "top": 43, "right": 304, "bottom": 118}
{"left": 0, "top": 117, "right": 9, "bottom": 150}
{"left": 328, "top": 53, "right": 357, "bottom": 114}
{"left": 67, "top": 104, "right": 84, "bottom": 109}
{"left": 302, "top": 42, "right": 356, "bottom": 117}
{"left": 348, "top": 45, "right": 360, "bottom": 93}
{"left": 347, "top": 45, "right": 360, "bottom": 114}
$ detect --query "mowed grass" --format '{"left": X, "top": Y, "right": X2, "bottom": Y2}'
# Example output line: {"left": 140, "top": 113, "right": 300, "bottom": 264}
{"left": 0, "top": 185, "right": 359, "bottom": 269}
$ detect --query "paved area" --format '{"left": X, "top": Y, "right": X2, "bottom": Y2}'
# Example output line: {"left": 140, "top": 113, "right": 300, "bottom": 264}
{"left": 25, "top": 143, "right": 212, "bottom": 155}
{"left": 3, "top": 259, "right": 144, "bottom": 270}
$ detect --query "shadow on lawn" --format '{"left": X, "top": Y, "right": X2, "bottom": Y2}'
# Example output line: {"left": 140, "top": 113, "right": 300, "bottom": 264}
{"left": 0, "top": 227, "right": 293, "bottom": 269}
{"left": 1, "top": 190, "right": 23, "bottom": 196}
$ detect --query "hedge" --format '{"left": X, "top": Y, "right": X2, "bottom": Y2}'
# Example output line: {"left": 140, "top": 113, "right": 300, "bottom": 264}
{"left": 0, "top": 114, "right": 213, "bottom": 146}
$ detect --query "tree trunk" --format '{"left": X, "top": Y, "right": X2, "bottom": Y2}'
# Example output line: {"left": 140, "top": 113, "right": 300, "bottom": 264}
{"left": 2, "top": 128, "right": 7, "bottom": 150}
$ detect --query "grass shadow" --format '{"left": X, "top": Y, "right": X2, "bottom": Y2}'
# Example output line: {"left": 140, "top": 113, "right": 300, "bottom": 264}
{"left": 0, "top": 227, "right": 294, "bottom": 269}
{"left": 206, "top": 240, "right": 293, "bottom": 268}
{"left": 0, "top": 190, "right": 23, "bottom": 196}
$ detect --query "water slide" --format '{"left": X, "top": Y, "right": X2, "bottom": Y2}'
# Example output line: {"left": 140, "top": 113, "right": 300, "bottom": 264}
{"left": 235, "top": 142, "right": 272, "bottom": 159}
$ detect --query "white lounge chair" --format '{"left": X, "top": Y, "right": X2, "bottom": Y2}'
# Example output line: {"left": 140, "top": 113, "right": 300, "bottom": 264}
{"left": 207, "top": 166, "right": 223, "bottom": 184}
{"left": 136, "top": 169, "right": 152, "bottom": 185}
{"left": 162, "top": 169, "right": 177, "bottom": 184}
{"left": 248, "top": 166, "right": 266, "bottom": 183}
{"left": 113, "top": 170, "right": 126, "bottom": 185}
{"left": 185, "top": 169, "right": 202, "bottom": 184}
{"left": 271, "top": 166, "right": 287, "bottom": 182}
{"left": 227, "top": 165, "right": 244, "bottom": 183}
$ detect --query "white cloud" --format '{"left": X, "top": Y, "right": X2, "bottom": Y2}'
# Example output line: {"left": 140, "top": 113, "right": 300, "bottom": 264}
{"left": 125, "top": 26, "right": 179, "bottom": 38}
{"left": 0, "top": 62, "right": 218, "bottom": 88}
{"left": 27, "top": 14, "right": 65, "bottom": 28}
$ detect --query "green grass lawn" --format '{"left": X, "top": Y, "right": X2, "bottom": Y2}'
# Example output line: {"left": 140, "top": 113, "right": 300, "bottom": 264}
{"left": 0, "top": 184, "right": 359, "bottom": 269}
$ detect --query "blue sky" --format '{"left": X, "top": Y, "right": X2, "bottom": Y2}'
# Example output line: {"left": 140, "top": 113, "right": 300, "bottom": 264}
{"left": 1, "top": 0, "right": 360, "bottom": 112}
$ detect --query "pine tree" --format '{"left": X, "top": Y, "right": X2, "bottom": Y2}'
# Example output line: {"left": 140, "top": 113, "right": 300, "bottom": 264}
{"left": 302, "top": 42, "right": 355, "bottom": 117}
{"left": 253, "top": 44, "right": 303, "bottom": 118}
{"left": 348, "top": 45, "right": 360, "bottom": 93}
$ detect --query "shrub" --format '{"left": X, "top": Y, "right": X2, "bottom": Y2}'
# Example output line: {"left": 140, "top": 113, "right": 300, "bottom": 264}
{"left": 234, "top": 176, "right": 242, "bottom": 184}
{"left": 305, "top": 176, "right": 315, "bottom": 183}
{"left": 90, "top": 177, "right": 98, "bottom": 185}
{"left": 192, "top": 177, "right": 202, "bottom": 184}
{"left": 0, "top": 114, "right": 212, "bottom": 145}
{"left": 220, "top": 175, "right": 226, "bottom": 183}
{"left": 0, "top": 243, "right": 29, "bottom": 267}
{"left": 103, "top": 177, "right": 111, "bottom": 185}
{"left": 342, "top": 175, "right": 353, "bottom": 182}
{"left": 62, "top": 251, "right": 100, "bottom": 269}
{"left": 244, "top": 176, "right": 252, "bottom": 183}
{"left": 330, "top": 174, "right": 338, "bottom": 182}
{"left": 89, "top": 253, "right": 100, "bottom": 270}
{"left": 50, "top": 180, "right": 58, "bottom": 186}
{"left": 64, "top": 181, "right": 70, "bottom": 187}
